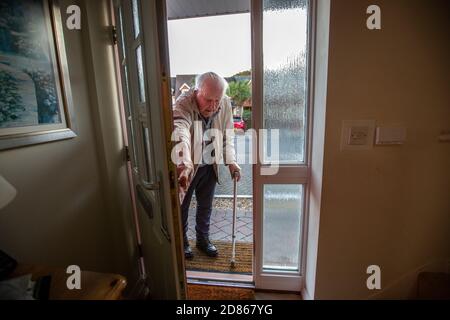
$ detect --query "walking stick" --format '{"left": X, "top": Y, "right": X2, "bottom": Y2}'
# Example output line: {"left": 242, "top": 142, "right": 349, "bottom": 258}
{"left": 230, "top": 172, "right": 238, "bottom": 267}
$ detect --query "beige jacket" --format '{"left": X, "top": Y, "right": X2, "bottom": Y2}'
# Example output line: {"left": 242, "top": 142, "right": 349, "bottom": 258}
{"left": 172, "top": 89, "right": 239, "bottom": 185}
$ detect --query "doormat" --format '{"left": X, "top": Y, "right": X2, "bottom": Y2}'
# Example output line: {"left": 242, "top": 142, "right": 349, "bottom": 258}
{"left": 187, "top": 284, "right": 255, "bottom": 300}
{"left": 186, "top": 240, "right": 252, "bottom": 274}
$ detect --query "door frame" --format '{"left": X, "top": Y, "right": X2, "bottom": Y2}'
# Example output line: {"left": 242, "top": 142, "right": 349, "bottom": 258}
{"left": 251, "top": 0, "right": 316, "bottom": 291}
{"left": 125, "top": 0, "right": 317, "bottom": 293}
{"left": 153, "top": 0, "right": 188, "bottom": 297}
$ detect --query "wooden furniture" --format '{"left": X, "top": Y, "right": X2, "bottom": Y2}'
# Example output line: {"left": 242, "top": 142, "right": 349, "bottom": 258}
{"left": 9, "top": 264, "right": 127, "bottom": 300}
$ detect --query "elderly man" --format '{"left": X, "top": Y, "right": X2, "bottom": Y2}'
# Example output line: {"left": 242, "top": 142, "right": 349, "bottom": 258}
{"left": 173, "top": 72, "right": 241, "bottom": 259}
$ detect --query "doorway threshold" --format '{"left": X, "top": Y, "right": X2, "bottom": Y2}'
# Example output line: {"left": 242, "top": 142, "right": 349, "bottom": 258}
{"left": 187, "top": 270, "right": 254, "bottom": 288}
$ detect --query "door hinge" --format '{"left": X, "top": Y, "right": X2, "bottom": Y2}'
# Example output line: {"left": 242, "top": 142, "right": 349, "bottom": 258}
{"left": 111, "top": 25, "right": 118, "bottom": 45}
{"left": 124, "top": 146, "right": 130, "bottom": 162}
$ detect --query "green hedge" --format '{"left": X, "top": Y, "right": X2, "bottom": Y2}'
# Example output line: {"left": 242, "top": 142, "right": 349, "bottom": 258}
{"left": 242, "top": 108, "right": 252, "bottom": 129}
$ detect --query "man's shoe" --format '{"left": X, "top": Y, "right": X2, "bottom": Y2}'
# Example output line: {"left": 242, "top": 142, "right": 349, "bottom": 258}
{"left": 196, "top": 238, "right": 218, "bottom": 257}
{"left": 184, "top": 243, "right": 194, "bottom": 260}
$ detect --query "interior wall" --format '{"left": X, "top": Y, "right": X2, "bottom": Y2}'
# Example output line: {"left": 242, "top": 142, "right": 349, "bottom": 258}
{"left": 313, "top": 0, "right": 450, "bottom": 299}
{"left": 0, "top": 0, "right": 129, "bottom": 275}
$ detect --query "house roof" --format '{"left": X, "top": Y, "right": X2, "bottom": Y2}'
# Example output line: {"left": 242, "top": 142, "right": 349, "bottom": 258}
{"left": 179, "top": 83, "right": 190, "bottom": 91}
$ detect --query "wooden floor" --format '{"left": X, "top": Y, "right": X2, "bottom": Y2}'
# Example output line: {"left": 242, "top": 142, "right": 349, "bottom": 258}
{"left": 254, "top": 291, "right": 303, "bottom": 300}
{"left": 187, "top": 270, "right": 253, "bottom": 284}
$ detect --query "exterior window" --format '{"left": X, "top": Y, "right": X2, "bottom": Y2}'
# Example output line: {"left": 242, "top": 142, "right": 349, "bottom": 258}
{"left": 262, "top": 0, "right": 308, "bottom": 164}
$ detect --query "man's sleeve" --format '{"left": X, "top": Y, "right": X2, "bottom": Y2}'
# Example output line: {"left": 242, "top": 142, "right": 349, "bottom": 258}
{"left": 172, "top": 101, "right": 194, "bottom": 170}
{"left": 223, "top": 98, "right": 240, "bottom": 169}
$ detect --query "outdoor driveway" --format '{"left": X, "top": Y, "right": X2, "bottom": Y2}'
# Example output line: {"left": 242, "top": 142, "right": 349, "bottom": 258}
{"left": 216, "top": 134, "right": 253, "bottom": 196}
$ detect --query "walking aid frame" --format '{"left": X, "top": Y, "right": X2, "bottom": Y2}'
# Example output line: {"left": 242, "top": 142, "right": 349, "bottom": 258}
{"left": 230, "top": 172, "right": 238, "bottom": 267}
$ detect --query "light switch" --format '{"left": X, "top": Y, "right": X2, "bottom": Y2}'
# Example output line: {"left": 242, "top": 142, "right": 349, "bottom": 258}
{"left": 348, "top": 126, "right": 369, "bottom": 145}
{"left": 375, "top": 127, "right": 406, "bottom": 145}
{"left": 341, "top": 120, "right": 375, "bottom": 150}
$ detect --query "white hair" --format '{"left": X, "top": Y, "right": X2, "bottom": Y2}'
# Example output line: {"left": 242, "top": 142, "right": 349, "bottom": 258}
{"left": 195, "top": 72, "right": 228, "bottom": 96}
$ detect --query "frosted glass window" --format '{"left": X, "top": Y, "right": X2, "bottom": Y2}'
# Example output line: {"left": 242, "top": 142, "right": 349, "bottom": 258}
{"left": 263, "top": 184, "right": 303, "bottom": 271}
{"left": 132, "top": 0, "right": 140, "bottom": 39}
{"left": 142, "top": 125, "right": 154, "bottom": 183}
{"left": 135, "top": 45, "right": 145, "bottom": 103}
{"left": 263, "top": 0, "right": 308, "bottom": 164}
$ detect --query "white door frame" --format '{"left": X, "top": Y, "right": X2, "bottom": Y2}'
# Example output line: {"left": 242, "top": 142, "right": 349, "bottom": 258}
{"left": 251, "top": 0, "right": 316, "bottom": 292}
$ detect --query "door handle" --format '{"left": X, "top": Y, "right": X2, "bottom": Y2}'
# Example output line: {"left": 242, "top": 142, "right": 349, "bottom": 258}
{"left": 136, "top": 184, "right": 153, "bottom": 219}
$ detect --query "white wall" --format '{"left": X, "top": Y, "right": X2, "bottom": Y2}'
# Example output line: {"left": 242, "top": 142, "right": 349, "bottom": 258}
{"left": 312, "top": 0, "right": 450, "bottom": 299}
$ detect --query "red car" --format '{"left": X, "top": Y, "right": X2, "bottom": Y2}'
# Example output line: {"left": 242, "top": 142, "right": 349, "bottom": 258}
{"left": 233, "top": 116, "right": 245, "bottom": 130}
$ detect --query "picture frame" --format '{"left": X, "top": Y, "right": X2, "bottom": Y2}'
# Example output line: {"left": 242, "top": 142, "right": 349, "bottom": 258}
{"left": 0, "top": 0, "right": 76, "bottom": 151}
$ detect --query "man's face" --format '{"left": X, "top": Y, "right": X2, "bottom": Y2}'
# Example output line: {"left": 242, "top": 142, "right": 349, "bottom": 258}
{"left": 195, "top": 81, "right": 223, "bottom": 118}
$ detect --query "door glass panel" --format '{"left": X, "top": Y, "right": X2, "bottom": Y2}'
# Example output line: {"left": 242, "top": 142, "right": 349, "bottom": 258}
{"left": 123, "top": 65, "right": 138, "bottom": 166}
{"left": 116, "top": 7, "right": 138, "bottom": 168}
{"left": 142, "top": 124, "right": 154, "bottom": 183}
{"left": 135, "top": 45, "right": 146, "bottom": 103}
{"left": 262, "top": 0, "right": 308, "bottom": 164}
{"left": 131, "top": 0, "right": 140, "bottom": 39}
{"left": 263, "top": 184, "right": 303, "bottom": 271}
{"left": 118, "top": 7, "right": 126, "bottom": 58}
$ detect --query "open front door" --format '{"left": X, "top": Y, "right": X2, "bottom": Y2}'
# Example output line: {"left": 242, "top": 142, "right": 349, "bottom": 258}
{"left": 113, "top": 0, "right": 186, "bottom": 299}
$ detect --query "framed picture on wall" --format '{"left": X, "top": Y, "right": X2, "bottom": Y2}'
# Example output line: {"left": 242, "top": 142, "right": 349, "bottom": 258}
{"left": 0, "top": 0, "right": 76, "bottom": 151}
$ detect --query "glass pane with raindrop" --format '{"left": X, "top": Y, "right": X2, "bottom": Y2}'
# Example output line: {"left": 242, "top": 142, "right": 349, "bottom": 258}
{"left": 132, "top": 0, "right": 140, "bottom": 39}
{"left": 135, "top": 45, "right": 146, "bottom": 103}
{"left": 262, "top": 0, "right": 308, "bottom": 164}
{"left": 263, "top": 184, "right": 303, "bottom": 271}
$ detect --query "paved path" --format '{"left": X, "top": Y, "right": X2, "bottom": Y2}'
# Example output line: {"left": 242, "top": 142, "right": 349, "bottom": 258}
{"left": 187, "top": 207, "right": 253, "bottom": 243}
{"left": 215, "top": 135, "right": 253, "bottom": 196}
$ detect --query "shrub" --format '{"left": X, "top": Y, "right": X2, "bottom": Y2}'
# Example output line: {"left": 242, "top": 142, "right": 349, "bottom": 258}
{"left": 242, "top": 108, "right": 252, "bottom": 129}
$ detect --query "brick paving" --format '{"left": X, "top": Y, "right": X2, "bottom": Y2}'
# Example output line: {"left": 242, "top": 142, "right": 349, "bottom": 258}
{"left": 187, "top": 206, "right": 253, "bottom": 243}
{"left": 216, "top": 163, "right": 252, "bottom": 196}
{"left": 215, "top": 135, "right": 253, "bottom": 196}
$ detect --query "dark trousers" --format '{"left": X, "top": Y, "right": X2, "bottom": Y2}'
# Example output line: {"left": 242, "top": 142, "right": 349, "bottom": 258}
{"left": 181, "top": 165, "right": 217, "bottom": 243}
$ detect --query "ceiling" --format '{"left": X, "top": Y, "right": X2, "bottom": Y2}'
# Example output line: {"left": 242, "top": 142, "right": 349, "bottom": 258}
{"left": 166, "top": 0, "right": 250, "bottom": 20}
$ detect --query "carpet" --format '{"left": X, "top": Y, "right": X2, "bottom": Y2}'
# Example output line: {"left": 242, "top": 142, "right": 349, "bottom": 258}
{"left": 186, "top": 240, "right": 253, "bottom": 274}
{"left": 187, "top": 284, "right": 255, "bottom": 300}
